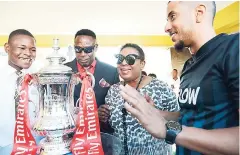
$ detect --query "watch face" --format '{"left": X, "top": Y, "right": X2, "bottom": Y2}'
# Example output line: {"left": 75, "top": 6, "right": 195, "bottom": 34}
{"left": 167, "top": 121, "right": 182, "bottom": 131}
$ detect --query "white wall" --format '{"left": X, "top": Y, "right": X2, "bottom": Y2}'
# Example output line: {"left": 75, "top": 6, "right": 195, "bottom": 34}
{"left": 0, "top": 1, "right": 233, "bottom": 35}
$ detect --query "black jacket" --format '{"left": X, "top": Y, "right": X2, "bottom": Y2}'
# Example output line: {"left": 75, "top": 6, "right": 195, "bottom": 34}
{"left": 65, "top": 58, "right": 119, "bottom": 108}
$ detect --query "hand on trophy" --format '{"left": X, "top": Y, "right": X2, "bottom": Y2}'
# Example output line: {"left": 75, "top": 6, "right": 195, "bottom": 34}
{"left": 98, "top": 104, "right": 111, "bottom": 123}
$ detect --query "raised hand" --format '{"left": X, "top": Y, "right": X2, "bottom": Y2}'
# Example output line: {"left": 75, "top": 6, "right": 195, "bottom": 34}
{"left": 119, "top": 84, "right": 167, "bottom": 139}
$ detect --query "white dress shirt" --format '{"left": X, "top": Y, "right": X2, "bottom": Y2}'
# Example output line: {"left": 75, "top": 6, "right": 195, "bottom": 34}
{"left": 0, "top": 64, "right": 38, "bottom": 148}
{"left": 168, "top": 77, "right": 180, "bottom": 96}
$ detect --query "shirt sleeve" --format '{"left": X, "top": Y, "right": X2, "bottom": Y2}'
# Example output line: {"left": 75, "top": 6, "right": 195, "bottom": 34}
{"left": 223, "top": 34, "right": 239, "bottom": 106}
{"left": 155, "top": 80, "right": 180, "bottom": 112}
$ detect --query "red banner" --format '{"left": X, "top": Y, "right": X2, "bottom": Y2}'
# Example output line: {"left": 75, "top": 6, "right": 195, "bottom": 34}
{"left": 11, "top": 74, "right": 38, "bottom": 155}
{"left": 70, "top": 74, "right": 104, "bottom": 155}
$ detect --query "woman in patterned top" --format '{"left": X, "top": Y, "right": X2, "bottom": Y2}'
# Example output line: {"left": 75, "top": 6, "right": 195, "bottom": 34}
{"left": 105, "top": 43, "right": 180, "bottom": 155}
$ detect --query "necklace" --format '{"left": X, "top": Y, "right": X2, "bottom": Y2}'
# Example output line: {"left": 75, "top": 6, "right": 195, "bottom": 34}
{"left": 122, "top": 75, "right": 143, "bottom": 155}
{"left": 123, "top": 75, "right": 143, "bottom": 90}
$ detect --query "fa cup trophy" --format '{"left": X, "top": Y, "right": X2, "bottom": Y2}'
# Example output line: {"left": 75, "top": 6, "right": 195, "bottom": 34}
{"left": 32, "top": 38, "right": 78, "bottom": 154}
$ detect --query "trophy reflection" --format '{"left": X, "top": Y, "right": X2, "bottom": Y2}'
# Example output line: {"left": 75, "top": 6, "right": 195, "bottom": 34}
{"left": 32, "top": 39, "right": 78, "bottom": 154}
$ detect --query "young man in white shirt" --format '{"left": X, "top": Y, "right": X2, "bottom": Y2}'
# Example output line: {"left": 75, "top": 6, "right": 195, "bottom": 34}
{"left": 0, "top": 29, "right": 38, "bottom": 154}
{"left": 169, "top": 69, "right": 180, "bottom": 96}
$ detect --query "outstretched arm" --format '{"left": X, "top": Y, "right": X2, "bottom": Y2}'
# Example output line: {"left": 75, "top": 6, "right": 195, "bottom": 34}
{"left": 120, "top": 84, "right": 239, "bottom": 155}
{"left": 176, "top": 126, "right": 239, "bottom": 155}
{"left": 159, "top": 110, "right": 180, "bottom": 121}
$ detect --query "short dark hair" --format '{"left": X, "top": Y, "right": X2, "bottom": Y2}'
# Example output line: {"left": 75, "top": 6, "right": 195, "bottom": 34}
{"left": 120, "top": 43, "right": 145, "bottom": 61}
{"left": 173, "top": 69, "right": 178, "bottom": 72}
{"left": 8, "top": 29, "right": 35, "bottom": 43}
{"left": 168, "top": 1, "right": 216, "bottom": 23}
{"left": 142, "top": 71, "right": 147, "bottom": 76}
{"left": 148, "top": 73, "right": 157, "bottom": 78}
{"left": 211, "top": 1, "right": 216, "bottom": 21}
{"left": 75, "top": 29, "right": 96, "bottom": 39}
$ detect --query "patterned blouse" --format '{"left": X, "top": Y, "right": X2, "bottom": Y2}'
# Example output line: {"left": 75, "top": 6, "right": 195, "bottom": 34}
{"left": 105, "top": 78, "right": 180, "bottom": 155}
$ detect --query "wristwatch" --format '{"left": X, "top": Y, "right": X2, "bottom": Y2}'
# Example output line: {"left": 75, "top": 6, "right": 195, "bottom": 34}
{"left": 165, "top": 120, "right": 182, "bottom": 145}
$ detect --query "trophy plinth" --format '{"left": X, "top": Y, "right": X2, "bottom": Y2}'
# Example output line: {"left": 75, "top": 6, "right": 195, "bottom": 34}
{"left": 39, "top": 136, "right": 72, "bottom": 154}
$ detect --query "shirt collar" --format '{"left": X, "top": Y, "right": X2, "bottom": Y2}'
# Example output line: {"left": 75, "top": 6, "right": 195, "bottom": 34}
{"left": 77, "top": 59, "right": 97, "bottom": 70}
{"left": 3, "top": 63, "right": 27, "bottom": 76}
{"left": 88, "top": 59, "right": 97, "bottom": 69}
{"left": 4, "top": 64, "right": 17, "bottom": 75}
{"left": 192, "top": 33, "right": 226, "bottom": 60}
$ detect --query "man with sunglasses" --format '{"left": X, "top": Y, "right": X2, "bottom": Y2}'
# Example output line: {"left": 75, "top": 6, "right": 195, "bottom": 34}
{"left": 65, "top": 29, "right": 119, "bottom": 133}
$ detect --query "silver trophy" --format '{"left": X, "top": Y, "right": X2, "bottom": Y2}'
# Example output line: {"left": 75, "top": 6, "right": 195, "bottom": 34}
{"left": 32, "top": 38, "right": 78, "bottom": 154}
{"left": 30, "top": 39, "right": 122, "bottom": 155}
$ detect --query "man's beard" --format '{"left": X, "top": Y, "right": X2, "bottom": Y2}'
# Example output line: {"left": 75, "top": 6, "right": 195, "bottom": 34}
{"left": 79, "top": 61, "right": 90, "bottom": 67}
{"left": 174, "top": 40, "right": 185, "bottom": 52}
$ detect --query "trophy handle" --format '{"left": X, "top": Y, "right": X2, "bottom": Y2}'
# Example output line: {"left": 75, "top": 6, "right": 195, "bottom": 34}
{"left": 87, "top": 71, "right": 95, "bottom": 88}
{"left": 69, "top": 74, "right": 80, "bottom": 122}
{"left": 72, "top": 72, "right": 95, "bottom": 121}
{"left": 28, "top": 74, "right": 41, "bottom": 126}
{"left": 74, "top": 71, "right": 95, "bottom": 107}
{"left": 76, "top": 71, "right": 95, "bottom": 88}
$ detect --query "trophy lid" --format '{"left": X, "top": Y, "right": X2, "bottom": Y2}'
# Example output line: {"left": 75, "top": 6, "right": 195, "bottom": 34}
{"left": 39, "top": 38, "right": 73, "bottom": 74}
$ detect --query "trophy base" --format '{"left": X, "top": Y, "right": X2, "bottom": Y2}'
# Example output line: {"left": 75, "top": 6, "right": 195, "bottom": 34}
{"left": 39, "top": 135, "right": 72, "bottom": 155}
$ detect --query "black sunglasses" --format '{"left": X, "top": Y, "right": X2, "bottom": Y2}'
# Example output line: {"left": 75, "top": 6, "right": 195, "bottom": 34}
{"left": 115, "top": 54, "right": 141, "bottom": 65}
{"left": 74, "top": 44, "right": 97, "bottom": 54}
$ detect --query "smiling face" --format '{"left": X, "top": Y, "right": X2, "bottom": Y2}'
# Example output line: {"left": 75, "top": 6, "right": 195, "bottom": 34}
{"left": 4, "top": 34, "right": 36, "bottom": 71}
{"left": 165, "top": 2, "right": 195, "bottom": 50}
{"left": 117, "top": 47, "right": 145, "bottom": 82}
{"left": 74, "top": 35, "right": 97, "bottom": 67}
